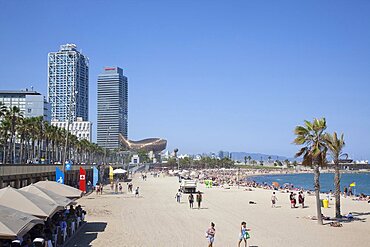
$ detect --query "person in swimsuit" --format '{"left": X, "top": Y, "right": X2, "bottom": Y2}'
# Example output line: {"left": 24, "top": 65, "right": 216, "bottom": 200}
{"left": 175, "top": 190, "right": 182, "bottom": 203}
{"left": 271, "top": 192, "right": 277, "bottom": 208}
{"left": 238, "top": 221, "right": 250, "bottom": 247}
{"left": 290, "top": 192, "right": 296, "bottom": 208}
{"left": 298, "top": 191, "right": 305, "bottom": 208}
{"left": 196, "top": 191, "right": 203, "bottom": 209}
{"left": 189, "top": 193, "right": 194, "bottom": 209}
{"left": 206, "top": 222, "right": 215, "bottom": 247}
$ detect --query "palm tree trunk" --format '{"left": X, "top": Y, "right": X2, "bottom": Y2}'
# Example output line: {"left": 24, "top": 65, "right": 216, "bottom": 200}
{"left": 314, "top": 164, "right": 323, "bottom": 225}
{"left": 2, "top": 144, "right": 6, "bottom": 164}
{"left": 20, "top": 139, "right": 24, "bottom": 164}
{"left": 334, "top": 163, "right": 341, "bottom": 218}
{"left": 45, "top": 140, "right": 49, "bottom": 161}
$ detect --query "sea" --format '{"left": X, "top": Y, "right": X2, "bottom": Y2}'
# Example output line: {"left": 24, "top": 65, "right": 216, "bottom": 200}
{"left": 249, "top": 172, "right": 370, "bottom": 195}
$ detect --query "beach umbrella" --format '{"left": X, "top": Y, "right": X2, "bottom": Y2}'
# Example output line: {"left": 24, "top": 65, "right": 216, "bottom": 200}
{"left": 34, "top": 181, "right": 83, "bottom": 199}
{"left": 113, "top": 168, "right": 127, "bottom": 174}
{"left": 349, "top": 182, "right": 356, "bottom": 187}
{"left": 0, "top": 205, "right": 44, "bottom": 239}
{"left": 0, "top": 186, "right": 61, "bottom": 219}
{"left": 20, "top": 184, "right": 75, "bottom": 208}
{"left": 272, "top": 182, "right": 280, "bottom": 188}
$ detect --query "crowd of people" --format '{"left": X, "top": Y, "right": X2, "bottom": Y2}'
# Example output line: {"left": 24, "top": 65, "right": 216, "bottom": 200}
{"left": 1, "top": 205, "right": 86, "bottom": 247}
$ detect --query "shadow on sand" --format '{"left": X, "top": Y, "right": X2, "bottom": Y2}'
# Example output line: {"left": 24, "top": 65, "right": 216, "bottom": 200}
{"left": 322, "top": 212, "right": 368, "bottom": 226}
{"left": 69, "top": 222, "right": 107, "bottom": 247}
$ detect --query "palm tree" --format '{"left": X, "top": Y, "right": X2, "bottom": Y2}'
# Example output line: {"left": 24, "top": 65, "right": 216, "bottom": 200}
{"left": 0, "top": 119, "right": 10, "bottom": 163}
{"left": 247, "top": 156, "right": 252, "bottom": 164}
{"left": 284, "top": 159, "right": 291, "bottom": 168}
{"left": 0, "top": 102, "right": 7, "bottom": 118}
{"left": 294, "top": 118, "right": 328, "bottom": 225}
{"left": 325, "top": 132, "right": 345, "bottom": 218}
{"left": 5, "top": 106, "right": 23, "bottom": 163}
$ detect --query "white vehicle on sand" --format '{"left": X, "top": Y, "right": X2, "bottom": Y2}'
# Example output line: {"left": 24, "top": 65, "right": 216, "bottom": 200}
{"left": 180, "top": 179, "right": 197, "bottom": 193}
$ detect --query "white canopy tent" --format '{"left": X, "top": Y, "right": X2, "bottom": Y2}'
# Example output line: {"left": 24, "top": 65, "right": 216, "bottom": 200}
{"left": 113, "top": 168, "right": 127, "bottom": 174}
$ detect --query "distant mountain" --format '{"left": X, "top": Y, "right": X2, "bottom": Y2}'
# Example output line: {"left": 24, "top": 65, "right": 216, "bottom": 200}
{"left": 230, "top": 152, "right": 289, "bottom": 162}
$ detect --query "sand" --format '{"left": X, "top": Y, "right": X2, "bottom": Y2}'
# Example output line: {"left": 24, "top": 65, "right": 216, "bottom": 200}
{"left": 70, "top": 175, "right": 370, "bottom": 247}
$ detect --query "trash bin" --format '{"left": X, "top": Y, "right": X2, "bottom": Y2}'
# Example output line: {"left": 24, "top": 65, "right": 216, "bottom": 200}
{"left": 323, "top": 199, "right": 329, "bottom": 208}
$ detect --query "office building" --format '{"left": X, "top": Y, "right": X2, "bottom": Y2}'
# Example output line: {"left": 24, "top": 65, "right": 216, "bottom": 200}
{"left": 0, "top": 89, "right": 50, "bottom": 122}
{"left": 52, "top": 117, "right": 92, "bottom": 142}
{"left": 48, "top": 43, "right": 89, "bottom": 122}
{"left": 97, "top": 67, "right": 128, "bottom": 149}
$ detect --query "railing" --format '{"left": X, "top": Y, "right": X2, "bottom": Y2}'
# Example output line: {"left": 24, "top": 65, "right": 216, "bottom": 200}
{"left": 0, "top": 163, "right": 122, "bottom": 177}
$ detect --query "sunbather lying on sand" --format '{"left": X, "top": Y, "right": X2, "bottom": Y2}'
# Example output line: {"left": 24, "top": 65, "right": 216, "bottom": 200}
{"left": 303, "top": 214, "right": 331, "bottom": 220}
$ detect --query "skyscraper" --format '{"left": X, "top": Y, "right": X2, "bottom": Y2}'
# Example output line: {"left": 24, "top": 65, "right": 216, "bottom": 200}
{"left": 48, "top": 44, "right": 89, "bottom": 122}
{"left": 97, "top": 67, "right": 128, "bottom": 149}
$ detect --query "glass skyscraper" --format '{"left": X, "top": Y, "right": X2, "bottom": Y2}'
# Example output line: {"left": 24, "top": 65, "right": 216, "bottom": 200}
{"left": 48, "top": 44, "right": 89, "bottom": 121}
{"left": 97, "top": 67, "right": 128, "bottom": 149}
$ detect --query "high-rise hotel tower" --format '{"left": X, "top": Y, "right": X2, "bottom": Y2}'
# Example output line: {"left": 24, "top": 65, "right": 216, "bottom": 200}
{"left": 97, "top": 67, "right": 128, "bottom": 149}
{"left": 48, "top": 44, "right": 89, "bottom": 121}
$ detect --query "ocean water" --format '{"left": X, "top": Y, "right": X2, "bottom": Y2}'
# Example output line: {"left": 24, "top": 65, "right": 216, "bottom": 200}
{"left": 249, "top": 172, "right": 370, "bottom": 195}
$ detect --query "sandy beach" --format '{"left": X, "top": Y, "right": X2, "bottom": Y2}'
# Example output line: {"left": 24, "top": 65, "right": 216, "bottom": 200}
{"left": 70, "top": 175, "right": 370, "bottom": 247}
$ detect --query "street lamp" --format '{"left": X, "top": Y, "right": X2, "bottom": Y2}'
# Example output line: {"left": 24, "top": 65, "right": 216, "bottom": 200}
{"left": 53, "top": 90, "right": 77, "bottom": 184}
{"left": 99, "top": 126, "right": 111, "bottom": 183}
{"left": 174, "top": 148, "right": 179, "bottom": 170}
{"left": 104, "top": 126, "right": 112, "bottom": 164}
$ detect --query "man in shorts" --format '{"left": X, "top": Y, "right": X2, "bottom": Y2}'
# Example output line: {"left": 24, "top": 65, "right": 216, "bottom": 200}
{"left": 206, "top": 222, "right": 215, "bottom": 247}
{"left": 271, "top": 192, "right": 277, "bottom": 208}
{"left": 238, "top": 221, "right": 250, "bottom": 247}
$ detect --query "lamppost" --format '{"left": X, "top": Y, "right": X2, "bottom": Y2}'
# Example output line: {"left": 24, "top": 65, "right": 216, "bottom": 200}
{"left": 59, "top": 90, "right": 77, "bottom": 183}
{"left": 100, "top": 126, "right": 111, "bottom": 183}
{"left": 174, "top": 148, "right": 179, "bottom": 170}
{"left": 237, "top": 167, "right": 240, "bottom": 189}
{"left": 104, "top": 127, "right": 112, "bottom": 165}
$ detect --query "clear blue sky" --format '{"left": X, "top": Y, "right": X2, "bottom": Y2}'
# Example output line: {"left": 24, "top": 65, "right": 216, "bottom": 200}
{"left": 1, "top": 1, "right": 370, "bottom": 159}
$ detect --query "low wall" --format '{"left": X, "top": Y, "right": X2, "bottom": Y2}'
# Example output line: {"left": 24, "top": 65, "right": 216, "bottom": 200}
{"left": 0, "top": 164, "right": 122, "bottom": 189}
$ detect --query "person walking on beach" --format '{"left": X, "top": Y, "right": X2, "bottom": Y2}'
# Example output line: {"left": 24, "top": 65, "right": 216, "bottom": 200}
{"left": 344, "top": 186, "right": 348, "bottom": 197}
{"left": 238, "top": 221, "right": 251, "bottom": 247}
{"left": 189, "top": 193, "right": 194, "bottom": 209}
{"left": 206, "top": 222, "right": 216, "bottom": 247}
{"left": 271, "top": 192, "right": 277, "bottom": 208}
{"left": 114, "top": 182, "right": 118, "bottom": 194}
{"left": 95, "top": 183, "right": 100, "bottom": 195}
{"left": 135, "top": 187, "right": 140, "bottom": 197}
{"left": 175, "top": 190, "right": 182, "bottom": 203}
{"left": 298, "top": 191, "right": 305, "bottom": 208}
{"left": 348, "top": 186, "right": 353, "bottom": 197}
{"left": 196, "top": 191, "right": 203, "bottom": 209}
{"left": 290, "top": 192, "right": 296, "bottom": 208}
{"left": 119, "top": 183, "right": 123, "bottom": 194}
{"left": 100, "top": 183, "right": 103, "bottom": 195}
